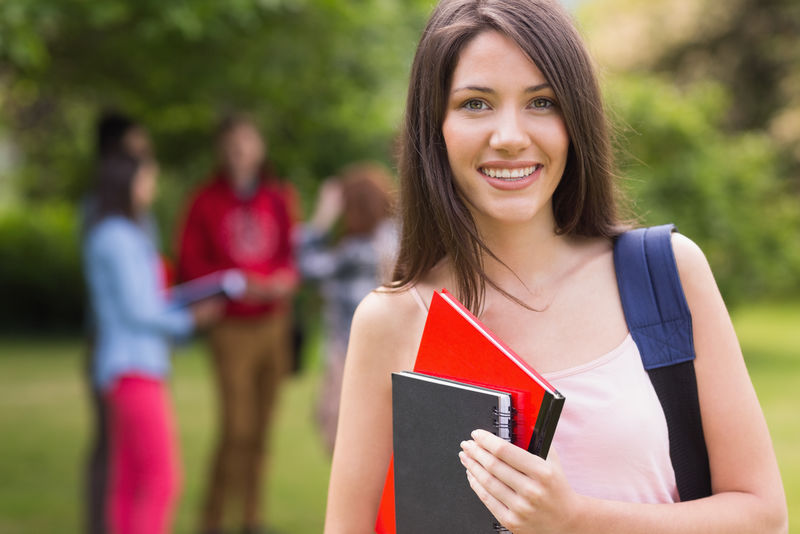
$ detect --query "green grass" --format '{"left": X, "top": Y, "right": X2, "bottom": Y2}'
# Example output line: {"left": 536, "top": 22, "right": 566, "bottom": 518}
{"left": 733, "top": 302, "right": 800, "bottom": 529}
{"left": 0, "top": 337, "right": 330, "bottom": 534}
{"left": 0, "top": 302, "right": 798, "bottom": 533}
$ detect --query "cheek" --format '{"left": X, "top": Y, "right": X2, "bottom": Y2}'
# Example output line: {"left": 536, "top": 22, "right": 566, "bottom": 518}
{"left": 544, "top": 120, "right": 570, "bottom": 163}
{"left": 442, "top": 117, "right": 473, "bottom": 169}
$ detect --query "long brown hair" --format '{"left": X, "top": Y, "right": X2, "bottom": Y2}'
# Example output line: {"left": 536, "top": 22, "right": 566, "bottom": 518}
{"left": 391, "top": 0, "right": 627, "bottom": 314}
{"left": 89, "top": 152, "right": 142, "bottom": 228}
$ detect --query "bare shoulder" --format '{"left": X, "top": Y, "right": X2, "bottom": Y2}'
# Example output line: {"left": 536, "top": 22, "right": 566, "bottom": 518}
{"left": 671, "top": 232, "right": 711, "bottom": 275}
{"left": 670, "top": 232, "right": 718, "bottom": 304}
{"left": 352, "top": 287, "right": 427, "bottom": 340}
{"left": 348, "top": 287, "right": 428, "bottom": 371}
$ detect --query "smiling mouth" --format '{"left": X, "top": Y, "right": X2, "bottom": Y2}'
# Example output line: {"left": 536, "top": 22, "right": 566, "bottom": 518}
{"left": 479, "top": 164, "right": 541, "bottom": 180}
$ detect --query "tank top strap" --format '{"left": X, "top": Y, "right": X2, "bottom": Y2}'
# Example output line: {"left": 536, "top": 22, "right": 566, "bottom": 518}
{"left": 409, "top": 285, "right": 429, "bottom": 313}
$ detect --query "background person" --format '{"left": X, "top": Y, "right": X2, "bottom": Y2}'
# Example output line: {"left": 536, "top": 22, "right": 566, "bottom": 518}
{"left": 176, "top": 114, "right": 298, "bottom": 534}
{"left": 83, "top": 152, "right": 221, "bottom": 534}
{"left": 324, "top": 1, "right": 788, "bottom": 533}
{"left": 296, "top": 162, "right": 397, "bottom": 453}
{"left": 82, "top": 110, "right": 158, "bottom": 534}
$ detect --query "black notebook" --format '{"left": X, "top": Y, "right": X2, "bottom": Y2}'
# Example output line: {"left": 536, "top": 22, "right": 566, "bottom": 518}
{"left": 392, "top": 371, "right": 513, "bottom": 533}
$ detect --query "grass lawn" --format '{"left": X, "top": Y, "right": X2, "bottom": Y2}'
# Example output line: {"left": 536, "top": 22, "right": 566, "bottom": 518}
{"left": 0, "top": 302, "right": 798, "bottom": 533}
{"left": 0, "top": 336, "right": 330, "bottom": 534}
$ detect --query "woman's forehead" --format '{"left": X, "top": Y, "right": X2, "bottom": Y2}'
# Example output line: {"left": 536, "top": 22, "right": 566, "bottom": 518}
{"left": 450, "top": 31, "right": 547, "bottom": 91}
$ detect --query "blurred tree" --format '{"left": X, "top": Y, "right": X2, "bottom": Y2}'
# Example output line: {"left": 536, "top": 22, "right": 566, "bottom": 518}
{"left": 0, "top": 0, "right": 432, "bottom": 204}
{"left": 579, "top": 0, "right": 800, "bottom": 175}
{"left": 609, "top": 74, "right": 800, "bottom": 303}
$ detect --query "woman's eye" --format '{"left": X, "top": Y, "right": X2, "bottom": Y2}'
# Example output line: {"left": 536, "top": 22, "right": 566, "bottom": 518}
{"left": 463, "top": 99, "right": 488, "bottom": 111}
{"left": 530, "top": 97, "right": 555, "bottom": 109}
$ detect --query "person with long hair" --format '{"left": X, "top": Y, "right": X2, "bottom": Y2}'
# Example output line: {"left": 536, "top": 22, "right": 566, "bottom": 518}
{"left": 83, "top": 153, "right": 221, "bottom": 534}
{"left": 324, "top": 1, "right": 787, "bottom": 532}
{"left": 82, "top": 111, "right": 157, "bottom": 534}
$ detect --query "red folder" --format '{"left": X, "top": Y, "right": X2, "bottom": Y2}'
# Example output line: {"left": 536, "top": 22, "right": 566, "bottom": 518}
{"left": 376, "top": 289, "right": 564, "bottom": 534}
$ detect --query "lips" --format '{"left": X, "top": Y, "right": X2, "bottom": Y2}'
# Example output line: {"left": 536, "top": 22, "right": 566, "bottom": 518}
{"left": 479, "top": 164, "right": 542, "bottom": 181}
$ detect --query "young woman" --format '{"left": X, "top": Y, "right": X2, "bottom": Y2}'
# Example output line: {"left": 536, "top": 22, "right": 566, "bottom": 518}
{"left": 324, "top": 1, "right": 788, "bottom": 533}
{"left": 297, "top": 162, "right": 398, "bottom": 452}
{"left": 84, "top": 153, "right": 221, "bottom": 534}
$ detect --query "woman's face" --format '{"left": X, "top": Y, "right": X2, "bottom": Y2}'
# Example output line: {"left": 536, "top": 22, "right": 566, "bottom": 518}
{"left": 122, "top": 126, "right": 153, "bottom": 159}
{"left": 131, "top": 161, "right": 158, "bottom": 213}
{"left": 441, "top": 30, "right": 569, "bottom": 231}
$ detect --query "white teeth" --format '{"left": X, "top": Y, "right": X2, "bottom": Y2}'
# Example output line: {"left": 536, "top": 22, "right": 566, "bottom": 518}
{"left": 480, "top": 165, "right": 538, "bottom": 179}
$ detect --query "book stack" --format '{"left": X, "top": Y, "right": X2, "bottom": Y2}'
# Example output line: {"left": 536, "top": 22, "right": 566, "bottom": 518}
{"left": 380, "top": 289, "right": 565, "bottom": 534}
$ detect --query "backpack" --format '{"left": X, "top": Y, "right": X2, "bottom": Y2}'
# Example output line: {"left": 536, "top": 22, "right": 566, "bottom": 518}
{"left": 613, "top": 224, "right": 712, "bottom": 501}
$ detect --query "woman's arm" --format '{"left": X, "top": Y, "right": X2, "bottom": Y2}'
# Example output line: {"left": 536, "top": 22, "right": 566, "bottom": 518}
{"left": 324, "top": 289, "right": 426, "bottom": 534}
{"left": 98, "top": 222, "right": 196, "bottom": 338}
{"left": 459, "top": 234, "right": 788, "bottom": 534}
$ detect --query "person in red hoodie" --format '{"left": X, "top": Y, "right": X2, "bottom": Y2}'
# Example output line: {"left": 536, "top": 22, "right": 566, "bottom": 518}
{"left": 177, "top": 114, "right": 298, "bottom": 534}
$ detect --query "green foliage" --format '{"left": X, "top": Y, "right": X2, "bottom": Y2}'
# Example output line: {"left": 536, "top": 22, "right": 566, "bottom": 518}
{"left": 0, "top": 0, "right": 433, "bottom": 204}
{"left": 609, "top": 74, "right": 800, "bottom": 303}
{"left": 0, "top": 202, "right": 85, "bottom": 331}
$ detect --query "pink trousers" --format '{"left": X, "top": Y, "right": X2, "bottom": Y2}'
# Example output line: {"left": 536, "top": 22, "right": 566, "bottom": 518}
{"left": 107, "top": 375, "right": 180, "bottom": 534}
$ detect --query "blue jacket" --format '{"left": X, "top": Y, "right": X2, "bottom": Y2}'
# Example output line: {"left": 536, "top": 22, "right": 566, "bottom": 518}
{"left": 84, "top": 216, "right": 194, "bottom": 390}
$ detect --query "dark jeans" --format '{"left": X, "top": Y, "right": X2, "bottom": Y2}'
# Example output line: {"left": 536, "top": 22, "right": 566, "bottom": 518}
{"left": 86, "top": 374, "right": 109, "bottom": 534}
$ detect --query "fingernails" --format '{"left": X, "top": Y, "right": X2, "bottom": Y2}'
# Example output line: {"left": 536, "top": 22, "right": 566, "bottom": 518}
{"left": 471, "top": 430, "right": 479, "bottom": 439}
{"left": 460, "top": 440, "right": 472, "bottom": 450}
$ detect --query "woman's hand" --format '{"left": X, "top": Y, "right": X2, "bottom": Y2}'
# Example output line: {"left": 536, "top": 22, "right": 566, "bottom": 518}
{"left": 459, "top": 429, "right": 582, "bottom": 534}
{"left": 310, "top": 177, "right": 344, "bottom": 232}
{"left": 190, "top": 297, "right": 226, "bottom": 329}
{"left": 243, "top": 270, "right": 298, "bottom": 302}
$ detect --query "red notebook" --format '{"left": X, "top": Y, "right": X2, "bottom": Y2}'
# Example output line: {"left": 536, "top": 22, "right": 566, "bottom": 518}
{"left": 376, "top": 289, "right": 565, "bottom": 534}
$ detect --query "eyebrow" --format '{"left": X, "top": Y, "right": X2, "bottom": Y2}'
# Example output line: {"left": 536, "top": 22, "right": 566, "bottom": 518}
{"left": 451, "top": 83, "right": 552, "bottom": 94}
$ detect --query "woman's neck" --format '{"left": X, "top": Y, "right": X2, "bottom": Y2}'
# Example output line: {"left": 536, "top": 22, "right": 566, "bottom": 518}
{"left": 475, "top": 210, "right": 568, "bottom": 290}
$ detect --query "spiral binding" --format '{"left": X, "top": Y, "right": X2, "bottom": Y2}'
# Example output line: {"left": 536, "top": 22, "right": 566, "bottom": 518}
{"left": 492, "top": 404, "right": 514, "bottom": 532}
{"left": 492, "top": 406, "right": 516, "bottom": 442}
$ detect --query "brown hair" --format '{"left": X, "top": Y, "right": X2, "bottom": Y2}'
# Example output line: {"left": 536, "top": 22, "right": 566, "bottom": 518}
{"left": 215, "top": 112, "right": 259, "bottom": 141}
{"left": 391, "top": 0, "right": 627, "bottom": 313}
{"left": 339, "top": 162, "right": 395, "bottom": 236}
{"left": 89, "top": 152, "right": 143, "bottom": 228}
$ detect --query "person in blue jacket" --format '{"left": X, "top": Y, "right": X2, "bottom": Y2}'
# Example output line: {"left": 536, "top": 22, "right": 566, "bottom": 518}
{"left": 82, "top": 111, "right": 157, "bottom": 534}
{"left": 84, "top": 152, "right": 222, "bottom": 534}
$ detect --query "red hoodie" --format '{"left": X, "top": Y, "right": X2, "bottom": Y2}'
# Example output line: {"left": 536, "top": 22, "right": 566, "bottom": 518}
{"left": 177, "top": 171, "right": 297, "bottom": 317}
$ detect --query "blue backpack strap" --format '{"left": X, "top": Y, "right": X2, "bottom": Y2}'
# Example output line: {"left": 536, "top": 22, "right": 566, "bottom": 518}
{"left": 614, "top": 224, "right": 712, "bottom": 501}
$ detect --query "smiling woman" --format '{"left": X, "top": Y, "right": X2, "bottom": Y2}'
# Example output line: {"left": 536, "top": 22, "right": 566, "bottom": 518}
{"left": 323, "top": 1, "right": 788, "bottom": 533}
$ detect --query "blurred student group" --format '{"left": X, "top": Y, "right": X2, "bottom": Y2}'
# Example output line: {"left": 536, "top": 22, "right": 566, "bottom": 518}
{"left": 81, "top": 110, "right": 398, "bottom": 534}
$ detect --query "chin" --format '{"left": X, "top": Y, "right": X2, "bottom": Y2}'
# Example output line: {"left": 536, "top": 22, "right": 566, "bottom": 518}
{"left": 475, "top": 208, "right": 542, "bottom": 228}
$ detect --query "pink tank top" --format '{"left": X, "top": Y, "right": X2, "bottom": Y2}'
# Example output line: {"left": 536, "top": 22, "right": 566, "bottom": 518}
{"left": 543, "top": 334, "right": 679, "bottom": 503}
{"left": 407, "top": 287, "right": 678, "bottom": 503}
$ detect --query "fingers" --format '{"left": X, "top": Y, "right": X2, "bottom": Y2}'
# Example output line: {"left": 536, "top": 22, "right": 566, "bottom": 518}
{"left": 465, "top": 467, "right": 511, "bottom": 528}
{"left": 459, "top": 444, "right": 518, "bottom": 504}
{"left": 471, "top": 429, "right": 549, "bottom": 479}
{"left": 461, "top": 431, "right": 576, "bottom": 533}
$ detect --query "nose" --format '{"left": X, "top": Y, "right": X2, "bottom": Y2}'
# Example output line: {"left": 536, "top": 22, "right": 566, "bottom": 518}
{"left": 489, "top": 108, "right": 530, "bottom": 155}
